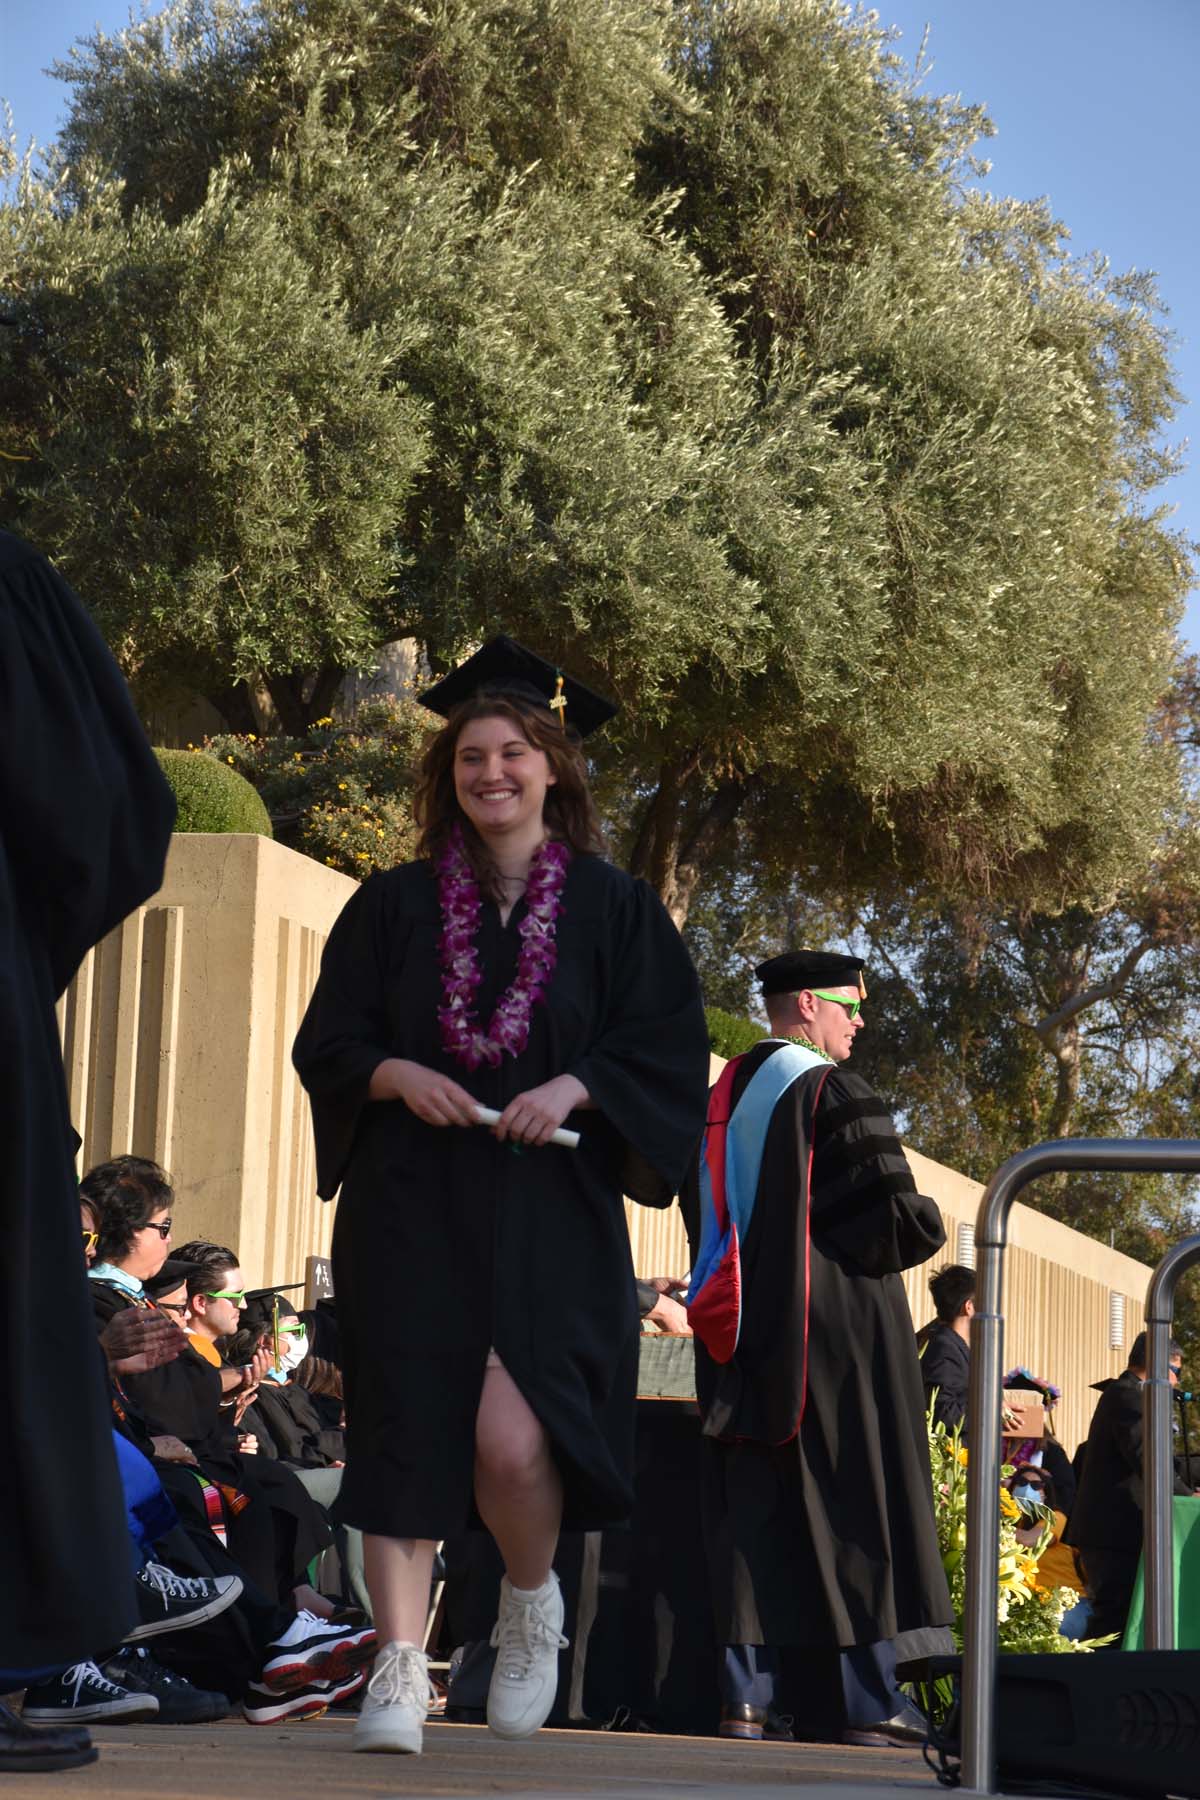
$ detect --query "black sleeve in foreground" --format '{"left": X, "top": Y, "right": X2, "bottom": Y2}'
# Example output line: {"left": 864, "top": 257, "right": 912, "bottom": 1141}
{"left": 0, "top": 537, "right": 176, "bottom": 993}
{"left": 293, "top": 876, "right": 404, "bottom": 1199}
{"left": 811, "top": 1069, "right": 946, "bottom": 1275}
{"left": 568, "top": 877, "right": 709, "bottom": 1206}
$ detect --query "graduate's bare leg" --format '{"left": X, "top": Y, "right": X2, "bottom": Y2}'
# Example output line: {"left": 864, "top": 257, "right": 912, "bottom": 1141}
{"left": 473, "top": 1362, "right": 562, "bottom": 1586}
{"left": 354, "top": 1536, "right": 435, "bottom": 1754}
{"left": 474, "top": 1363, "right": 566, "bottom": 1739}
{"left": 362, "top": 1534, "right": 436, "bottom": 1647}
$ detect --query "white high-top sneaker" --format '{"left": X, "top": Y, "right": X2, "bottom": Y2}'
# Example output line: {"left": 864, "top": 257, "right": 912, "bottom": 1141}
{"left": 486, "top": 1573, "right": 568, "bottom": 1741}
{"left": 352, "top": 1641, "right": 430, "bottom": 1754}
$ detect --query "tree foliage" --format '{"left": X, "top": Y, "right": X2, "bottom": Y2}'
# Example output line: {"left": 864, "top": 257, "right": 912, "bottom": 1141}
{"left": 0, "top": 0, "right": 1191, "bottom": 933}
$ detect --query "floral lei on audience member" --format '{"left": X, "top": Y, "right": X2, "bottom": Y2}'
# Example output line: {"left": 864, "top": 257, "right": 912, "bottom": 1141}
{"left": 437, "top": 825, "right": 572, "bottom": 1071}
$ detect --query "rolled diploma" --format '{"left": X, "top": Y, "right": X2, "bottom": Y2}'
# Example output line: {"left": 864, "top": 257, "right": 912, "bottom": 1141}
{"left": 472, "top": 1104, "right": 580, "bottom": 1150}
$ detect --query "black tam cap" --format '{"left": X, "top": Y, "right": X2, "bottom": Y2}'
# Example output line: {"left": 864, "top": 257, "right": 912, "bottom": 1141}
{"left": 418, "top": 635, "right": 618, "bottom": 739}
{"left": 755, "top": 950, "right": 867, "bottom": 998}
{"left": 143, "top": 1259, "right": 200, "bottom": 1299}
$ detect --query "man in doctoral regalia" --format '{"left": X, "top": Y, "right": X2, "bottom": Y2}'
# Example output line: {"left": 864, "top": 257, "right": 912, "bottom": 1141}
{"left": 682, "top": 951, "right": 953, "bottom": 1746}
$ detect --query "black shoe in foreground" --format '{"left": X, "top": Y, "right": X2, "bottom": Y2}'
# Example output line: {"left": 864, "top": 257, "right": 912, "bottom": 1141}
{"left": 0, "top": 1701, "right": 97, "bottom": 1774}
{"left": 21, "top": 1663, "right": 159, "bottom": 1725}
{"left": 844, "top": 1697, "right": 929, "bottom": 1747}
{"left": 98, "top": 1648, "right": 231, "bottom": 1723}
{"left": 718, "top": 1702, "right": 766, "bottom": 1740}
{"left": 128, "top": 1562, "right": 243, "bottom": 1642}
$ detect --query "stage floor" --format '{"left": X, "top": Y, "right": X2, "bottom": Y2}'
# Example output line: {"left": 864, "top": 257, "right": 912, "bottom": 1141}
{"left": 22, "top": 1716, "right": 934, "bottom": 1798}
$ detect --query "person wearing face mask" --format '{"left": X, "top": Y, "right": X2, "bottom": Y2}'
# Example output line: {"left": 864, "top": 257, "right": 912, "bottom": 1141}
{"left": 1007, "top": 1466, "right": 1079, "bottom": 1594}
{"left": 232, "top": 1294, "right": 368, "bottom": 1621}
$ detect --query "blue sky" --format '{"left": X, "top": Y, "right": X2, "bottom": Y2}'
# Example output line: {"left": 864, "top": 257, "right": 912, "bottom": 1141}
{"left": 4, "top": 0, "right": 1198, "bottom": 642}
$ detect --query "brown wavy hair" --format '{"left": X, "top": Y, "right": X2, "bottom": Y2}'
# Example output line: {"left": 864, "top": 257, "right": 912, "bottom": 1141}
{"left": 414, "top": 694, "right": 605, "bottom": 897}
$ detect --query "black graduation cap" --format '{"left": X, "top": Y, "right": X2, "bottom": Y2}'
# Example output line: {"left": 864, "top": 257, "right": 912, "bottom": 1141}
{"left": 244, "top": 1288, "right": 302, "bottom": 1322}
{"left": 143, "top": 1259, "right": 201, "bottom": 1299}
{"left": 755, "top": 950, "right": 867, "bottom": 998}
{"left": 418, "top": 635, "right": 618, "bottom": 739}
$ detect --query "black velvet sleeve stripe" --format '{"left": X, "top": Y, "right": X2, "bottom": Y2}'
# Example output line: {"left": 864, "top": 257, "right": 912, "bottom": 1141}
{"left": 816, "top": 1095, "right": 886, "bottom": 1136}
{"left": 812, "top": 1171, "right": 920, "bottom": 1229}
{"left": 813, "top": 1159, "right": 918, "bottom": 1209}
{"left": 813, "top": 1131, "right": 910, "bottom": 1172}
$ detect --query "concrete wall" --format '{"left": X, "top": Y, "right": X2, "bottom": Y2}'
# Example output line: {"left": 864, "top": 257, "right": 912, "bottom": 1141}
{"left": 63, "top": 833, "right": 1151, "bottom": 1454}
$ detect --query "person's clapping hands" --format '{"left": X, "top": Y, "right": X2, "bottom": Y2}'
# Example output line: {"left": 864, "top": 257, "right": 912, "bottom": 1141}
{"left": 229, "top": 1345, "right": 272, "bottom": 1424}
{"left": 643, "top": 1274, "right": 692, "bottom": 1337}
{"left": 100, "top": 1307, "right": 187, "bottom": 1374}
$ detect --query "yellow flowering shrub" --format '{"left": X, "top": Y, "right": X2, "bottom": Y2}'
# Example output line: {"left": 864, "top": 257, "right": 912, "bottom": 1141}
{"left": 207, "top": 697, "right": 427, "bottom": 877}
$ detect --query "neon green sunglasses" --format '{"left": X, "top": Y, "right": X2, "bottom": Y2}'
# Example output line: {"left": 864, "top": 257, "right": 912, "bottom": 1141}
{"left": 809, "top": 989, "right": 862, "bottom": 1020}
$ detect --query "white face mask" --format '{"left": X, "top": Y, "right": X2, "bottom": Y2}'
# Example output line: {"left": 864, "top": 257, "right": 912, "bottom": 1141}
{"left": 279, "top": 1331, "right": 308, "bottom": 1372}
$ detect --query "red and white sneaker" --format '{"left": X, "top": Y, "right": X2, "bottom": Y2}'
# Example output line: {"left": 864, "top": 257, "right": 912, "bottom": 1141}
{"left": 259, "top": 1610, "right": 376, "bottom": 1695}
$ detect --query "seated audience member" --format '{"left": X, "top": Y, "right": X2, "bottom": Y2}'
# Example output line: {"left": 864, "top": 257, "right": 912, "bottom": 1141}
{"left": 1007, "top": 1464, "right": 1078, "bottom": 1591}
{"left": 82, "top": 1158, "right": 376, "bottom": 1721}
{"left": 231, "top": 1295, "right": 369, "bottom": 1619}
{"left": 20, "top": 1213, "right": 242, "bottom": 1727}
{"left": 920, "top": 1264, "right": 974, "bottom": 1433}
{"left": 171, "top": 1242, "right": 338, "bottom": 1609}
{"left": 1064, "top": 1331, "right": 1196, "bottom": 1645}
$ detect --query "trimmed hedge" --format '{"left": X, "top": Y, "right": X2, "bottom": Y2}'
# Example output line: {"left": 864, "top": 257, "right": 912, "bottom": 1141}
{"left": 155, "top": 749, "right": 274, "bottom": 838}
{"left": 705, "top": 1005, "right": 767, "bottom": 1061}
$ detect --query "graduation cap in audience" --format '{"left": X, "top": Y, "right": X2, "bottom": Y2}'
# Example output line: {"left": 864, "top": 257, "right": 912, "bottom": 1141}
{"left": 418, "top": 635, "right": 618, "bottom": 739}
{"left": 143, "top": 1259, "right": 200, "bottom": 1300}
{"left": 755, "top": 950, "right": 867, "bottom": 998}
{"left": 243, "top": 1286, "right": 306, "bottom": 1374}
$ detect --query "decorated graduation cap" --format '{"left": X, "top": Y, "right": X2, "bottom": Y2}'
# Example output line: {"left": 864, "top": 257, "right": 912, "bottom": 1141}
{"left": 418, "top": 634, "right": 618, "bottom": 739}
{"left": 143, "top": 1259, "right": 200, "bottom": 1299}
{"left": 755, "top": 950, "right": 867, "bottom": 999}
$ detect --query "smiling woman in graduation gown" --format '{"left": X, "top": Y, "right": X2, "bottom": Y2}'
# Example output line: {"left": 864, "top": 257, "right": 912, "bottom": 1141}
{"left": 0, "top": 532, "right": 175, "bottom": 1674}
{"left": 294, "top": 849, "right": 706, "bottom": 1536}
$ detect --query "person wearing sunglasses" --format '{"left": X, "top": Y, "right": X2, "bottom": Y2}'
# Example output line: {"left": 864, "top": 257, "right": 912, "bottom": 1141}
{"left": 85, "top": 1155, "right": 176, "bottom": 1319}
{"left": 682, "top": 949, "right": 951, "bottom": 1749}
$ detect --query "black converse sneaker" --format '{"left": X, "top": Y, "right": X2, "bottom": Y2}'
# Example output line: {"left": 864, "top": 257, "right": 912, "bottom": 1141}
{"left": 129, "top": 1562, "right": 243, "bottom": 1641}
{"left": 21, "top": 1662, "right": 160, "bottom": 1725}
{"left": 98, "top": 1648, "right": 230, "bottom": 1723}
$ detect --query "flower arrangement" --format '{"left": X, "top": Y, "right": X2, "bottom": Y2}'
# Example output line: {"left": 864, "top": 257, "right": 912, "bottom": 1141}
{"left": 927, "top": 1407, "right": 1099, "bottom": 1655}
{"left": 437, "top": 826, "right": 571, "bottom": 1070}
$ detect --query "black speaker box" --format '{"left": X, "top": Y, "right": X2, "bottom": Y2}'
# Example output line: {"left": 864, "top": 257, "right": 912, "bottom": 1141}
{"left": 920, "top": 1652, "right": 1200, "bottom": 1798}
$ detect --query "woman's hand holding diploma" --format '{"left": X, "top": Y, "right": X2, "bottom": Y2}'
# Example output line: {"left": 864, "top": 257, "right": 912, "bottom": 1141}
{"left": 371, "top": 1057, "right": 480, "bottom": 1127}
{"left": 371, "top": 1059, "right": 588, "bottom": 1147}
{"left": 491, "top": 1074, "right": 590, "bottom": 1148}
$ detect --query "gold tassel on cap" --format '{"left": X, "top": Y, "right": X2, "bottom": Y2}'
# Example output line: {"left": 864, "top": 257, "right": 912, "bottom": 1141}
{"left": 549, "top": 672, "right": 568, "bottom": 730}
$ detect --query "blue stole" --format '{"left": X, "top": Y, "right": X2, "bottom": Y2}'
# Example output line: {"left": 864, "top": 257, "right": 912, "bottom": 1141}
{"left": 687, "top": 1042, "right": 828, "bottom": 1362}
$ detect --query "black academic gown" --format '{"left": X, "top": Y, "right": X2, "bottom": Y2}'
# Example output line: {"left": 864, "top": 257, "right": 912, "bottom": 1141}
{"left": 681, "top": 1045, "right": 953, "bottom": 1652}
{"left": 0, "top": 532, "right": 175, "bottom": 1671}
{"left": 293, "top": 854, "right": 707, "bottom": 1537}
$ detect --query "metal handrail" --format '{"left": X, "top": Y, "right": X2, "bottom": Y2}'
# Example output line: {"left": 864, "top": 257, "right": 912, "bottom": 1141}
{"left": 960, "top": 1139, "right": 1200, "bottom": 1796}
{"left": 1143, "top": 1233, "right": 1200, "bottom": 1649}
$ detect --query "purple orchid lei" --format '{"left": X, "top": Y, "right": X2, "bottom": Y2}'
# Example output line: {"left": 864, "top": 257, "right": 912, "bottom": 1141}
{"left": 436, "top": 825, "right": 572, "bottom": 1071}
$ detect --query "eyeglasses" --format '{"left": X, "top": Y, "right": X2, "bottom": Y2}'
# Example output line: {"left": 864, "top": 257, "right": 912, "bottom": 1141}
{"left": 204, "top": 1289, "right": 247, "bottom": 1304}
{"left": 139, "top": 1219, "right": 173, "bottom": 1239}
{"left": 809, "top": 989, "right": 862, "bottom": 1020}
{"left": 156, "top": 1301, "right": 188, "bottom": 1315}
{"left": 82, "top": 1230, "right": 98, "bottom": 1256}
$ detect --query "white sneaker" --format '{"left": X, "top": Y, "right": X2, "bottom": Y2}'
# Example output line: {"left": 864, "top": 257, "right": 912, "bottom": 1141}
{"left": 352, "top": 1641, "right": 430, "bottom": 1755}
{"left": 486, "top": 1573, "right": 567, "bottom": 1741}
